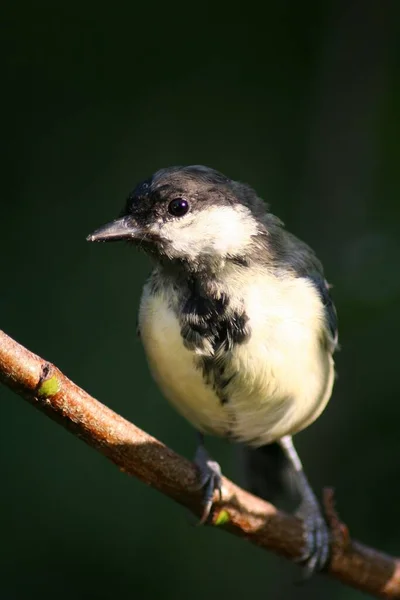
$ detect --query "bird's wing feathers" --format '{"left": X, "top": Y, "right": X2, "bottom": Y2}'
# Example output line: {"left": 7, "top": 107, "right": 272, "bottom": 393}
{"left": 271, "top": 229, "right": 338, "bottom": 354}
{"left": 308, "top": 274, "right": 338, "bottom": 353}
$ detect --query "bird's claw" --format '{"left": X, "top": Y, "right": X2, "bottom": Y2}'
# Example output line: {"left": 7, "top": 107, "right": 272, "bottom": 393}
{"left": 193, "top": 444, "right": 222, "bottom": 524}
{"left": 295, "top": 502, "right": 331, "bottom": 580}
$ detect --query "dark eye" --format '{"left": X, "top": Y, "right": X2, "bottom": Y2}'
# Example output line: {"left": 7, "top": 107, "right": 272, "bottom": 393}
{"left": 168, "top": 198, "right": 189, "bottom": 217}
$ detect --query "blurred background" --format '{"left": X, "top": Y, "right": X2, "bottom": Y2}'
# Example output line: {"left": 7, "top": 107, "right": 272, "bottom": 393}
{"left": 1, "top": 1, "right": 399, "bottom": 598}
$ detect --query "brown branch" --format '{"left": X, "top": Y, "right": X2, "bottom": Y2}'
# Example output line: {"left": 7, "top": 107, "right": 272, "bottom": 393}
{"left": 0, "top": 329, "right": 399, "bottom": 598}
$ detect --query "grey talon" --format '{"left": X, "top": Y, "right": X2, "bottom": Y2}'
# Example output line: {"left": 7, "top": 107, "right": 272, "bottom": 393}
{"left": 194, "top": 435, "right": 223, "bottom": 524}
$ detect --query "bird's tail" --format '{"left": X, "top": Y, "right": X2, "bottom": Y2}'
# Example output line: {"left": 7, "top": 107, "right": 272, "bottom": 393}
{"left": 239, "top": 442, "right": 301, "bottom": 509}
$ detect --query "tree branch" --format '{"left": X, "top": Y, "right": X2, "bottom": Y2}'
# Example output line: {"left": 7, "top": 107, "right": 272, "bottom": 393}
{"left": 0, "top": 328, "right": 398, "bottom": 598}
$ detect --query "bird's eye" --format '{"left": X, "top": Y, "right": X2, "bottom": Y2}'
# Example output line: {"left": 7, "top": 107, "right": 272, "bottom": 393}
{"left": 168, "top": 198, "right": 189, "bottom": 217}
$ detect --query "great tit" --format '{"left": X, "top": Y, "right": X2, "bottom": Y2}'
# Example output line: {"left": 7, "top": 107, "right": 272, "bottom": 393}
{"left": 87, "top": 165, "right": 338, "bottom": 575}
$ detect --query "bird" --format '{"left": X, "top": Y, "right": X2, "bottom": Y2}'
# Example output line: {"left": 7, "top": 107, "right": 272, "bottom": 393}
{"left": 87, "top": 165, "right": 338, "bottom": 576}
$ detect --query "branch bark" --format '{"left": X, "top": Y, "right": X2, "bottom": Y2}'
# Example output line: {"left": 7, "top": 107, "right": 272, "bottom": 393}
{"left": 0, "top": 328, "right": 399, "bottom": 598}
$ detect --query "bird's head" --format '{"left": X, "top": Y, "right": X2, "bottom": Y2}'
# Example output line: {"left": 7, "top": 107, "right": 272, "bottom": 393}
{"left": 87, "top": 166, "right": 276, "bottom": 272}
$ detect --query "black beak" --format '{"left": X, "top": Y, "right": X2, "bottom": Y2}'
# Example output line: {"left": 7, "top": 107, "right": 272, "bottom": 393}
{"left": 86, "top": 216, "right": 140, "bottom": 243}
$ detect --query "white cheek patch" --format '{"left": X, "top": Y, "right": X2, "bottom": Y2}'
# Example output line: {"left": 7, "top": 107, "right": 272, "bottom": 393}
{"left": 155, "top": 205, "right": 258, "bottom": 259}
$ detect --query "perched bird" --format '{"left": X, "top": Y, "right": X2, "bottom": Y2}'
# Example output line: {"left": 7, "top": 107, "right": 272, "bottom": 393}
{"left": 87, "top": 165, "right": 338, "bottom": 575}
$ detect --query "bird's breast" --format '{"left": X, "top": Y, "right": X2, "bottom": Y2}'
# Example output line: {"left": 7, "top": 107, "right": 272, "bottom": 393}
{"left": 138, "top": 273, "right": 334, "bottom": 446}
{"left": 138, "top": 285, "right": 229, "bottom": 436}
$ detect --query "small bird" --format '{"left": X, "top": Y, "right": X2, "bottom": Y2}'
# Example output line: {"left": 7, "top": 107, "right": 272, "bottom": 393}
{"left": 87, "top": 165, "right": 338, "bottom": 575}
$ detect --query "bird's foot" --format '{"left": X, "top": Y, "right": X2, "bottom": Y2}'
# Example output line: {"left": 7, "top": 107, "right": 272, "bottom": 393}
{"left": 295, "top": 498, "right": 330, "bottom": 579}
{"left": 277, "top": 436, "right": 330, "bottom": 579}
{"left": 193, "top": 444, "right": 222, "bottom": 524}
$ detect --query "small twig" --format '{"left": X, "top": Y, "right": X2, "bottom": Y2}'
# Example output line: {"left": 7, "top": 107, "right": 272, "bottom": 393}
{"left": 323, "top": 487, "right": 351, "bottom": 551}
{"left": 0, "top": 328, "right": 399, "bottom": 598}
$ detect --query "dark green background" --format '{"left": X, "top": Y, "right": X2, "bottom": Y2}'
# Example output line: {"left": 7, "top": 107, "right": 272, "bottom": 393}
{"left": 1, "top": 2, "right": 399, "bottom": 599}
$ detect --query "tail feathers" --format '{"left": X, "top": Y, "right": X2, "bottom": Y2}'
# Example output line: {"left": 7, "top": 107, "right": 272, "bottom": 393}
{"left": 240, "top": 442, "right": 301, "bottom": 509}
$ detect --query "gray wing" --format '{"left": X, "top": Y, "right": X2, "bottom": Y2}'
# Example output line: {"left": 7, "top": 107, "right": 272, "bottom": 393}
{"left": 272, "top": 229, "right": 339, "bottom": 354}
{"left": 308, "top": 274, "right": 338, "bottom": 353}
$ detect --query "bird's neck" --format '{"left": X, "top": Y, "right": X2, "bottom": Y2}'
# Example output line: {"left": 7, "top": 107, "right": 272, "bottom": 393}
{"left": 154, "top": 255, "right": 250, "bottom": 305}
